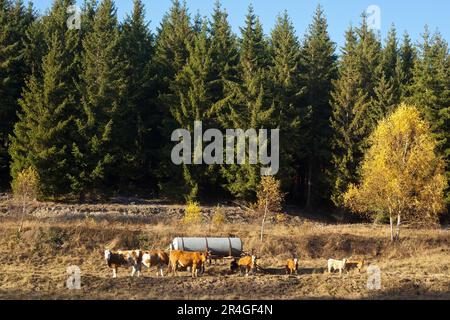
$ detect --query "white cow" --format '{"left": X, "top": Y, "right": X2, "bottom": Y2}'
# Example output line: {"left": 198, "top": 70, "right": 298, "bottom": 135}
{"left": 327, "top": 258, "right": 347, "bottom": 275}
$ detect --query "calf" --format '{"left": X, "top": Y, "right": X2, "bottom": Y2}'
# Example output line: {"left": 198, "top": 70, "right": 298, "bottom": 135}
{"left": 285, "top": 258, "right": 299, "bottom": 275}
{"left": 169, "top": 250, "right": 209, "bottom": 278}
{"left": 104, "top": 249, "right": 142, "bottom": 278}
{"left": 238, "top": 255, "right": 257, "bottom": 276}
{"left": 327, "top": 258, "right": 347, "bottom": 275}
{"left": 142, "top": 250, "right": 170, "bottom": 277}
{"left": 345, "top": 259, "right": 365, "bottom": 273}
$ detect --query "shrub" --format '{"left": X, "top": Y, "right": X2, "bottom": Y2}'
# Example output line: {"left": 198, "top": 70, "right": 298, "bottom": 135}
{"left": 274, "top": 213, "right": 287, "bottom": 223}
{"left": 212, "top": 205, "right": 226, "bottom": 227}
{"left": 12, "top": 167, "right": 39, "bottom": 233}
{"left": 12, "top": 167, "right": 39, "bottom": 202}
{"left": 183, "top": 201, "right": 202, "bottom": 224}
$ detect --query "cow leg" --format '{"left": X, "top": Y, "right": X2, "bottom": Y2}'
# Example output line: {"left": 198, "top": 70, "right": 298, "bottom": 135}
{"left": 171, "top": 262, "right": 178, "bottom": 276}
{"left": 112, "top": 267, "right": 117, "bottom": 278}
{"left": 136, "top": 265, "right": 141, "bottom": 277}
{"left": 131, "top": 266, "right": 136, "bottom": 277}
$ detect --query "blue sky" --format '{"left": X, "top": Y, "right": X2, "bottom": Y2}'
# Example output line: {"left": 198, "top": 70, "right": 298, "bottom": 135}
{"left": 28, "top": 0, "right": 449, "bottom": 49}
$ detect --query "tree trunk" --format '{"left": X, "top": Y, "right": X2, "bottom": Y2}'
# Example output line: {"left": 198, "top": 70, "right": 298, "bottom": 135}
{"left": 18, "top": 198, "right": 26, "bottom": 234}
{"left": 389, "top": 214, "right": 394, "bottom": 242}
{"left": 395, "top": 213, "right": 401, "bottom": 241}
{"left": 260, "top": 198, "right": 268, "bottom": 242}
{"left": 79, "top": 191, "right": 85, "bottom": 203}
{"left": 305, "top": 160, "right": 312, "bottom": 209}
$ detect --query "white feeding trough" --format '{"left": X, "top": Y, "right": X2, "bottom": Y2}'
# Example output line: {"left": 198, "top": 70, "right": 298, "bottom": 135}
{"left": 170, "top": 237, "right": 243, "bottom": 258}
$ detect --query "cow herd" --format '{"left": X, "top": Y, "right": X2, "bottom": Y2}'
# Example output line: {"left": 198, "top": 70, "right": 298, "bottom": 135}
{"left": 104, "top": 249, "right": 365, "bottom": 278}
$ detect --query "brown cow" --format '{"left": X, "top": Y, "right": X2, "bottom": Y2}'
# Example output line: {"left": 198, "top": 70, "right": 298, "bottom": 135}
{"left": 142, "top": 250, "right": 170, "bottom": 277}
{"left": 168, "top": 250, "right": 210, "bottom": 278}
{"left": 104, "top": 249, "right": 142, "bottom": 278}
{"left": 238, "top": 255, "right": 257, "bottom": 276}
{"left": 345, "top": 259, "right": 365, "bottom": 273}
{"left": 285, "top": 258, "right": 299, "bottom": 275}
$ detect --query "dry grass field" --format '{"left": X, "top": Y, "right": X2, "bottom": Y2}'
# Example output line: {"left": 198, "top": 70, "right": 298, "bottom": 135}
{"left": 0, "top": 203, "right": 449, "bottom": 300}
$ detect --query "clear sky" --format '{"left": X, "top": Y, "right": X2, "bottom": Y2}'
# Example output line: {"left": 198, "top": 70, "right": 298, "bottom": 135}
{"left": 28, "top": 0, "right": 450, "bottom": 50}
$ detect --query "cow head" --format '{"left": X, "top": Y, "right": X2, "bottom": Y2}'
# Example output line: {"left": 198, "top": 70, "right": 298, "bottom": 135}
{"left": 104, "top": 250, "right": 111, "bottom": 261}
{"left": 201, "top": 251, "right": 211, "bottom": 263}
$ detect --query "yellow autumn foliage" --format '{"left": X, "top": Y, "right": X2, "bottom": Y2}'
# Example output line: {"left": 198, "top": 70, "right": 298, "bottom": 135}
{"left": 182, "top": 201, "right": 202, "bottom": 224}
{"left": 12, "top": 167, "right": 39, "bottom": 202}
{"left": 344, "top": 104, "right": 447, "bottom": 227}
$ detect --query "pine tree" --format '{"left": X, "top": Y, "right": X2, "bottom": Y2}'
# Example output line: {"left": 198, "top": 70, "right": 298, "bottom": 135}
{"left": 209, "top": 0, "right": 239, "bottom": 105}
{"left": 22, "top": 16, "right": 45, "bottom": 76}
{"left": 407, "top": 27, "right": 450, "bottom": 205}
{"left": 119, "top": 0, "right": 154, "bottom": 192}
{"left": 9, "top": 0, "right": 80, "bottom": 197}
{"left": 0, "top": 0, "right": 34, "bottom": 188}
{"left": 298, "top": 5, "right": 337, "bottom": 207}
{"left": 153, "top": 0, "right": 192, "bottom": 90}
{"left": 216, "top": 5, "right": 273, "bottom": 199}
{"left": 373, "top": 74, "right": 397, "bottom": 117}
{"left": 10, "top": 36, "right": 76, "bottom": 197}
{"left": 399, "top": 31, "right": 416, "bottom": 99}
{"left": 269, "top": 11, "right": 302, "bottom": 194}
{"left": 80, "top": 0, "right": 97, "bottom": 36}
{"left": 71, "top": 0, "right": 126, "bottom": 198}
{"left": 330, "top": 14, "right": 384, "bottom": 207}
{"left": 152, "top": 0, "right": 194, "bottom": 198}
{"left": 355, "top": 14, "right": 381, "bottom": 95}
{"left": 171, "top": 20, "right": 215, "bottom": 200}
{"left": 379, "top": 25, "right": 401, "bottom": 106}
{"left": 330, "top": 26, "right": 371, "bottom": 206}
{"left": 22, "top": 0, "right": 84, "bottom": 87}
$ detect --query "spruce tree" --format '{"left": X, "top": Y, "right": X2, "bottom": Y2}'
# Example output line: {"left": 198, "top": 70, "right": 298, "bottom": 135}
{"left": 216, "top": 5, "right": 272, "bottom": 199}
{"left": 0, "top": 0, "right": 34, "bottom": 188}
{"left": 379, "top": 25, "right": 401, "bottom": 106}
{"left": 330, "top": 14, "right": 384, "bottom": 207}
{"left": 373, "top": 74, "right": 397, "bottom": 117}
{"left": 9, "top": 0, "right": 80, "bottom": 197}
{"left": 408, "top": 27, "right": 450, "bottom": 205}
{"left": 152, "top": 0, "right": 193, "bottom": 198}
{"left": 298, "top": 5, "right": 337, "bottom": 207}
{"left": 267, "top": 11, "right": 302, "bottom": 197}
{"left": 399, "top": 31, "right": 416, "bottom": 99}
{"left": 171, "top": 20, "right": 215, "bottom": 200}
{"left": 330, "top": 27, "right": 371, "bottom": 206}
{"left": 153, "top": 0, "right": 192, "bottom": 90}
{"left": 372, "top": 26, "right": 401, "bottom": 118}
{"left": 209, "top": 0, "right": 239, "bottom": 106}
{"left": 119, "top": 0, "right": 154, "bottom": 192}
{"left": 355, "top": 14, "right": 381, "bottom": 95}
{"left": 10, "top": 35, "right": 77, "bottom": 197}
{"left": 72, "top": 0, "right": 126, "bottom": 198}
